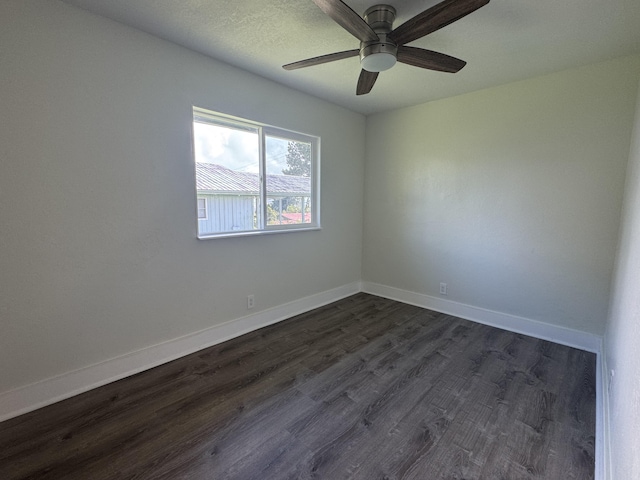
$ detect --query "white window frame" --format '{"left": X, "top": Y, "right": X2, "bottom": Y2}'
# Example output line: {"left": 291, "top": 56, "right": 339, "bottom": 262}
{"left": 192, "top": 107, "right": 321, "bottom": 239}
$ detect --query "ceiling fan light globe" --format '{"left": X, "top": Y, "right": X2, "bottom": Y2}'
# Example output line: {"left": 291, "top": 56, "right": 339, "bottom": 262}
{"left": 361, "top": 52, "right": 396, "bottom": 72}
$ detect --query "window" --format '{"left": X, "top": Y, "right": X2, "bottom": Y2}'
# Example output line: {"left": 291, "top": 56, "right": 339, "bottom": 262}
{"left": 197, "top": 198, "right": 207, "bottom": 220}
{"left": 192, "top": 107, "right": 320, "bottom": 238}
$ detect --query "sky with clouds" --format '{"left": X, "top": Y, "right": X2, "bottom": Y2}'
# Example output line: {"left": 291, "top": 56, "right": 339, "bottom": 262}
{"left": 193, "top": 122, "right": 288, "bottom": 175}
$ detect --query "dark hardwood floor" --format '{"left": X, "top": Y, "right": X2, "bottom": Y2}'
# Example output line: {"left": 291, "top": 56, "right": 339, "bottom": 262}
{"left": 0, "top": 293, "right": 596, "bottom": 479}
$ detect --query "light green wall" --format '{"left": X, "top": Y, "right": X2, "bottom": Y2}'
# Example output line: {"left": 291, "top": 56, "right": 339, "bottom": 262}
{"left": 0, "top": 0, "right": 365, "bottom": 392}
{"left": 363, "top": 56, "right": 640, "bottom": 335}
{"left": 605, "top": 74, "right": 640, "bottom": 480}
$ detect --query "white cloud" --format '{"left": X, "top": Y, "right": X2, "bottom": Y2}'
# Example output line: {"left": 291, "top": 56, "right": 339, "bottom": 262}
{"left": 193, "top": 122, "right": 295, "bottom": 175}
{"left": 266, "top": 136, "right": 288, "bottom": 175}
{"left": 193, "top": 122, "right": 259, "bottom": 173}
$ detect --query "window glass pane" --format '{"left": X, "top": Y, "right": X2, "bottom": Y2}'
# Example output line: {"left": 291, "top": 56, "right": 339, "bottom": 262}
{"left": 265, "top": 136, "right": 312, "bottom": 226}
{"left": 193, "top": 121, "right": 261, "bottom": 234}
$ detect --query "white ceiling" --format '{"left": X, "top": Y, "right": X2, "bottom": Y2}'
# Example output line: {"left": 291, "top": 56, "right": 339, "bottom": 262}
{"left": 60, "top": 0, "right": 640, "bottom": 115}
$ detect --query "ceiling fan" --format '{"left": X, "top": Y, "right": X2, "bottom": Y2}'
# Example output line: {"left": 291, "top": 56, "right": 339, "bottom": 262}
{"left": 283, "top": 0, "right": 489, "bottom": 95}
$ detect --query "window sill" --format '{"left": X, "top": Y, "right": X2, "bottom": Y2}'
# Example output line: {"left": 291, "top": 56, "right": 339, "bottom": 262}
{"left": 197, "top": 225, "right": 322, "bottom": 240}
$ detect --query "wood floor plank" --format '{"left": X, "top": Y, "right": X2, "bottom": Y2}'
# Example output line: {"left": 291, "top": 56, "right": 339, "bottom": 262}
{"left": 0, "top": 293, "right": 596, "bottom": 479}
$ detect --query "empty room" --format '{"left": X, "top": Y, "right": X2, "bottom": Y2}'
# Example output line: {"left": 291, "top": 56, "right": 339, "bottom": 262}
{"left": 1, "top": 0, "right": 640, "bottom": 479}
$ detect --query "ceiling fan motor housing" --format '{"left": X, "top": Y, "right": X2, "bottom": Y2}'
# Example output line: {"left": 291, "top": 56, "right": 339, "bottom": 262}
{"left": 360, "top": 4, "right": 398, "bottom": 72}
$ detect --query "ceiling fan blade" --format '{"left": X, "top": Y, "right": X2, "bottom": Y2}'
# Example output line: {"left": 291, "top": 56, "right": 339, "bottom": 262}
{"left": 283, "top": 49, "right": 359, "bottom": 70}
{"left": 397, "top": 46, "right": 466, "bottom": 73}
{"left": 312, "top": 0, "right": 378, "bottom": 43}
{"left": 389, "top": 0, "right": 489, "bottom": 46}
{"left": 356, "top": 69, "right": 379, "bottom": 95}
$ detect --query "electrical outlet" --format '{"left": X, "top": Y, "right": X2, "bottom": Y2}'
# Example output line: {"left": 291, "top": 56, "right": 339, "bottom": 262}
{"left": 439, "top": 283, "right": 447, "bottom": 295}
{"left": 247, "top": 294, "right": 255, "bottom": 309}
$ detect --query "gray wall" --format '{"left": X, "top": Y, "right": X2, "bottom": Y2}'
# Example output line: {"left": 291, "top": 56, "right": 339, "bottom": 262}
{"left": 363, "top": 56, "right": 640, "bottom": 335}
{"left": 0, "top": 0, "right": 365, "bottom": 393}
{"left": 605, "top": 78, "right": 640, "bottom": 479}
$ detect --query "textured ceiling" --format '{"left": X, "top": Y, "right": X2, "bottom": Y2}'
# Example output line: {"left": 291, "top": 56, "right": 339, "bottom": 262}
{"left": 60, "top": 0, "right": 640, "bottom": 115}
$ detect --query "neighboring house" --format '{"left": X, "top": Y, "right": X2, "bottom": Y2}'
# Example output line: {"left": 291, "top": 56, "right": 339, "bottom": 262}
{"left": 195, "top": 162, "right": 311, "bottom": 233}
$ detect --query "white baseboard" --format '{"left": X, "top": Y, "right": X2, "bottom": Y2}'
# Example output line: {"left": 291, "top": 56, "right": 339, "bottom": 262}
{"left": 0, "top": 281, "right": 361, "bottom": 422}
{"left": 362, "top": 282, "right": 602, "bottom": 353}
{"left": 599, "top": 346, "right": 612, "bottom": 480}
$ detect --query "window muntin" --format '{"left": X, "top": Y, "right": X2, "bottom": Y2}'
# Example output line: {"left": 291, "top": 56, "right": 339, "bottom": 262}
{"left": 192, "top": 108, "right": 319, "bottom": 238}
